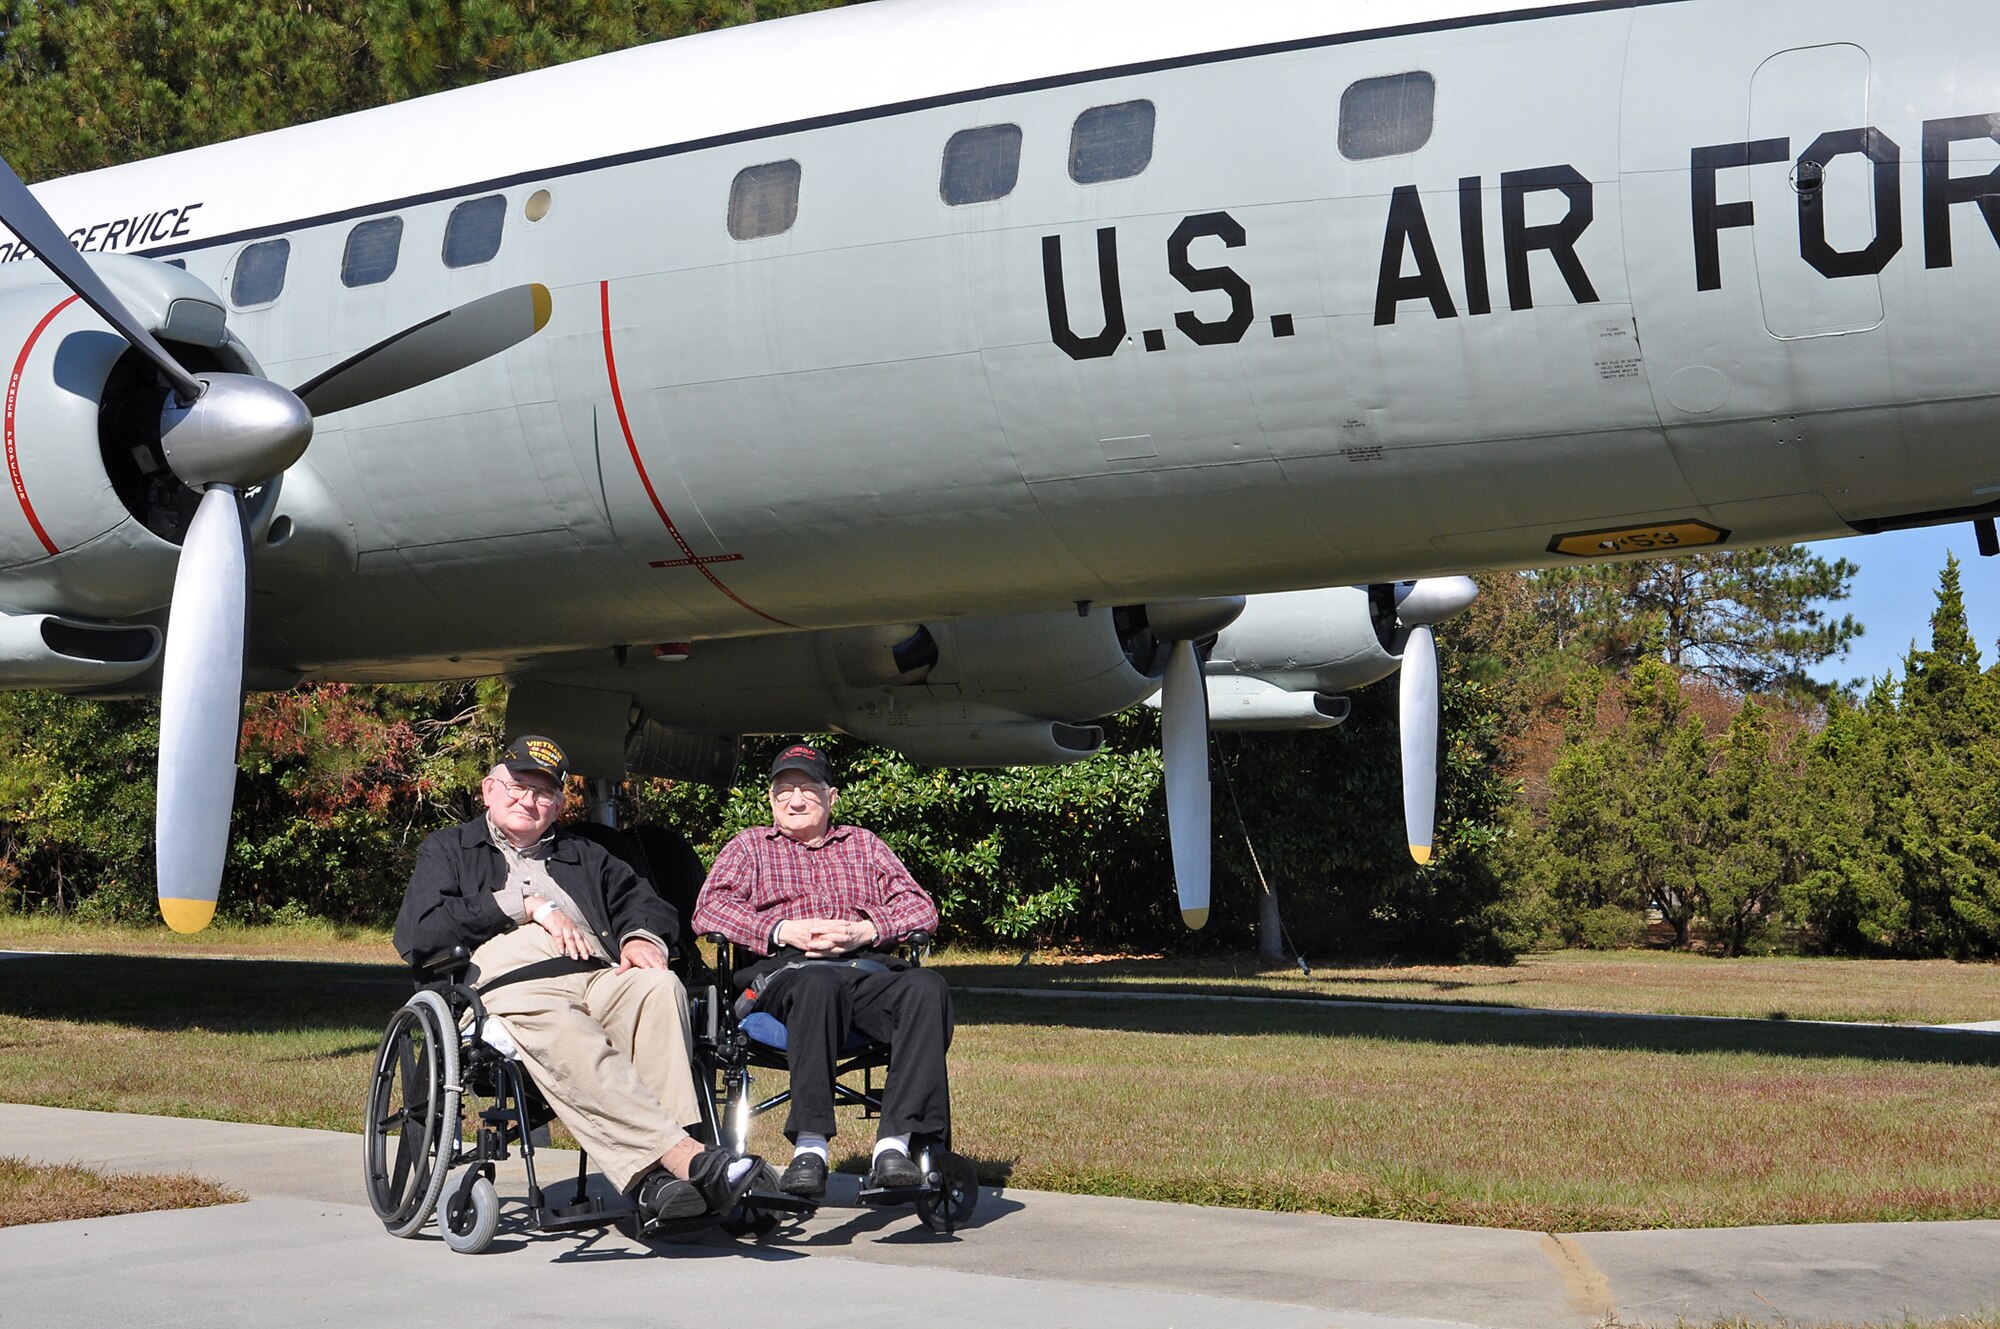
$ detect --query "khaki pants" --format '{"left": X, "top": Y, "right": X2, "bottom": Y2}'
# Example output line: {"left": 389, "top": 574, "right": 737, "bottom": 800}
{"left": 470, "top": 926, "right": 701, "bottom": 1193}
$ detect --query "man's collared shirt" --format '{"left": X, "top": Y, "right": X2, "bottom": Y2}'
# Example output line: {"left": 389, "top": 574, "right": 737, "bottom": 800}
{"left": 692, "top": 824, "right": 938, "bottom": 953}
{"left": 485, "top": 816, "right": 660, "bottom": 967}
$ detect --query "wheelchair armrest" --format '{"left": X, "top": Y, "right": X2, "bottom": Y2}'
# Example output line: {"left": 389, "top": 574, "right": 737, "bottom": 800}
{"left": 703, "top": 933, "right": 738, "bottom": 986}
{"left": 412, "top": 945, "right": 472, "bottom": 983}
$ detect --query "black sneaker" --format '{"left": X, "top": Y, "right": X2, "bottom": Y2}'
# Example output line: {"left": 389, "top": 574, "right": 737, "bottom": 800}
{"left": 867, "top": 1147, "right": 922, "bottom": 1189}
{"left": 779, "top": 1153, "right": 828, "bottom": 1199}
{"left": 635, "top": 1170, "right": 706, "bottom": 1233}
{"left": 684, "top": 1144, "right": 763, "bottom": 1215}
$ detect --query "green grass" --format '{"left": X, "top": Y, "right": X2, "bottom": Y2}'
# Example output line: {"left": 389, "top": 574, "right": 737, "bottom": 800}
{"left": 1, "top": 942, "right": 1996, "bottom": 1231}
{"left": 938, "top": 947, "right": 2000, "bottom": 1025}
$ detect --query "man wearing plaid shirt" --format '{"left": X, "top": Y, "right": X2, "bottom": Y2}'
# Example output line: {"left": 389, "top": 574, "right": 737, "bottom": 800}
{"left": 692, "top": 743, "right": 952, "bottom": 1201}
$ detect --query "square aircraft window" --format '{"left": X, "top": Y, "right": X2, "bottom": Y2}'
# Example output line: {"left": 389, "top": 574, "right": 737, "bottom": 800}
{"left": 941, "top": 124, "right": 1023, "bottom": 205}
{"left": 1069, "top": 100, "right": 1155, "bottom": 184}
{"left": 443, "top": 194, "right": 506, "bottom": 268}
{"left": 728, "top": 160, "right": 802, "bottom": 240}
{"left": 1338, "top": 71, "right": 1436, "bottom": 161}
{"left": 229, "top": 238, "right": 290, "bottom": 307}
{"left": 341, "top": 217, "right": 403, "bottom": 287}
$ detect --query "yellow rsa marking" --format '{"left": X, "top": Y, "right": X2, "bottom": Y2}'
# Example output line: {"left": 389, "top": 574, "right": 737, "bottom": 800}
{"left": 1547, "top": 520, "right": 1729, "bottom": 558}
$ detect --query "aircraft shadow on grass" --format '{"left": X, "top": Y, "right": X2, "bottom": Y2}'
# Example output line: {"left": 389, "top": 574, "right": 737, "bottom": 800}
{"left": 2, "top": 952, "right": 1993, "bottom": 1068}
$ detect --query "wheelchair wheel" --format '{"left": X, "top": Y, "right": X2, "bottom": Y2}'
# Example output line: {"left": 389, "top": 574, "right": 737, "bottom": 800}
{"left": 440, "top": 1173, "right": 500, "bottom": 1254}
{"left": 914, "top": 1151, "right": 979, "bottom": 1235}
{"left": 362, "top": 989, "right": 461, "bottom": 1238}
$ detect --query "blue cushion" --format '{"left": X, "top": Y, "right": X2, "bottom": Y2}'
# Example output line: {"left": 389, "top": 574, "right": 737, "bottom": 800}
{"left": 740, "top": 1012, "right": 789, "bottom": 1050}
{"left": 739, "top": 1011, "right": 878, "bottom": 1055}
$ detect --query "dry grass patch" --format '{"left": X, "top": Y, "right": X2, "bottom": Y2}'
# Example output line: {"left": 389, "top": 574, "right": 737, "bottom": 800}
{"left": 0, "top": 1156, "right": 239, "bottom": 1226}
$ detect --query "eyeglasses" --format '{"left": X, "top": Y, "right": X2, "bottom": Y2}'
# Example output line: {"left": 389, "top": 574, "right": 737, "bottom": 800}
{"left": 492, "top": 776, "right": 562, "bottom": 806}
{"left": 769, "top": 782, "right": 826, "bottom": 802}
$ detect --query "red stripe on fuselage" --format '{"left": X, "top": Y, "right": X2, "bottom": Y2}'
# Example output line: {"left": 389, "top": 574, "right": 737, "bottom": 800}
{"left": 5, "top": 295, "right": 78, "bottom": 557}
{"left": 598, "top": 281, "right": 793, "bottom": 628}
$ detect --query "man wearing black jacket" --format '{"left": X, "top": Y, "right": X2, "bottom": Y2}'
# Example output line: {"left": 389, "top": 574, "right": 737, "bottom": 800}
{"left": 395, "top": 735, "right": 758, "bottom": 1228}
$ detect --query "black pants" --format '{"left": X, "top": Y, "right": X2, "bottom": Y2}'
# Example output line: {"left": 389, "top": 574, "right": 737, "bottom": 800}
{"left": 759, "top": 962, "right": 953, "bottom": 1143}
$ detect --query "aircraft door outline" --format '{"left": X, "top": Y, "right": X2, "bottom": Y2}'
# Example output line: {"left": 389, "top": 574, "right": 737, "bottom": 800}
{"left": 1749, "top": 43, "right": 1889, "bottom": 339}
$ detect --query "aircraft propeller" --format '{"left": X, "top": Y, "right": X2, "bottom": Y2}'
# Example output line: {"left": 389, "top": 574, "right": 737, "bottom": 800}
{"left": 1144, "top": 597, "right": 1246, "bottom": 928}
{"left": 1389, "top": 577, "right": 1479, "bottom": 865}
{"left": 0, "top": 156, "right": 549, "bottom": 931}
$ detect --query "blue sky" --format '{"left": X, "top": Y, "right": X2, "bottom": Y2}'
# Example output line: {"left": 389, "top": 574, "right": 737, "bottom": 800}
{"left": 1804, "top": 526, "right": 2000, "bottom": 690}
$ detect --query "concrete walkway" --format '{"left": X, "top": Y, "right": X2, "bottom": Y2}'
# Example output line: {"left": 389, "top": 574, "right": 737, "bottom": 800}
{"left": 4, "top": 1106, "right": 1997, "bottom": 1327}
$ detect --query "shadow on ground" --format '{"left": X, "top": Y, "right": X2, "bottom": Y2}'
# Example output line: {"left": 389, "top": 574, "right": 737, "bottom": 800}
{"left": 3, "top": 952, "right": 1994, "bottom": 1069}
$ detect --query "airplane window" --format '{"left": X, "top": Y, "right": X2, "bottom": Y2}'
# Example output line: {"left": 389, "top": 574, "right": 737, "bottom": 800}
{"left": 443, "top": 194, "right": 506, "bottom": 268}
{"left": 1338, "top": 71, "right": 1435, "bottom": 161}
{"left": 941, "top": 124, "right": 1022, "bottom": 205}
{"left": 229, "top": 238, "right": 290, "bottom": 307}
{"left": 1069, "top": 100, "right": 1154, "bottom": 184}
{"left": 728, "top": 160, "right": 801, "bottom": 240}
{"left": 341, "top": 217, "right": 403, "bottom": 287}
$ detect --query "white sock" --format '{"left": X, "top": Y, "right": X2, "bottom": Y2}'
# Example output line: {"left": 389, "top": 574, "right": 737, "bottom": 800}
{"left": 873, "top": 1133, "right": 911, "bottom": 1162}
{"left": 726, "top": 1156, "right": 756, "bottom": 1186}
{"left": 792, "top": 1133, "right": 830, "bottom": 1163}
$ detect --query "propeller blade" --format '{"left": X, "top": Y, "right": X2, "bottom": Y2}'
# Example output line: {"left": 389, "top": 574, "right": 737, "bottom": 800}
{"left": 1161, "top": 638, "right": 1212, "bottom": 928}
{"left": 0, "top": 157, "right": 204, "bottom": 405}
{"left": 155, "top": 485, "right": 250, "bottom": 932}
{"left": 294, "top": 283, "right": 553, "bottom": 417}
{"left": 1399, "top": 622, "right": 1438, "bottom": 865}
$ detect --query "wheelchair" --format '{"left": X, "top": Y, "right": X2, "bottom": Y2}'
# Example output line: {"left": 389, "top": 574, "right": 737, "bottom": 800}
{"left": 702, "top": 931, "right": 979, "bottom": 1235}
{"left": 361, "top": 943, "right": 804, "bottom": 1254}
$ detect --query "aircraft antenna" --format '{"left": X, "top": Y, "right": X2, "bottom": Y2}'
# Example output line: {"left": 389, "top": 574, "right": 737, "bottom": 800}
{"left": 1217, "top": 736, "right": 1310, "bottom": 976}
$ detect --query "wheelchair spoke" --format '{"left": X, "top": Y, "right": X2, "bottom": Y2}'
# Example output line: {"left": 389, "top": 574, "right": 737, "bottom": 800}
{"left": 397, "top": 1027, "right": 421, "bottom": 1104}
{"left": 389, "top": 1127, "right": 414, "bottom": 1197}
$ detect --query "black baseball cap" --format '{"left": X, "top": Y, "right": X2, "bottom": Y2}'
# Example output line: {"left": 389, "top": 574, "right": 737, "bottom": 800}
{"left": 769, "top": 743, "right": 831, "bottom": 785}
{"left": 501, "top": 734, "right": 568, "bottom": 787}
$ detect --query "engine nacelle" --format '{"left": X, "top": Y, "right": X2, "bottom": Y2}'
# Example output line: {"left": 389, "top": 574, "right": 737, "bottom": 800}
{"left": 825, "top": 606, "right": 1152, "bottom": 766}
{"left": 0, "top": 255, "right": 270, "bottom": 618}
{"left": 1194, "top": 675, "right": 1351, "bottom": 731}
{"left": 504, "top": 678, "right": 744, "bottom": 784}
{"left": 0, "top": 609, "right": 159, "bottom": 688}
{"left": 1206, "top": 586, "right": 1400, "bottom": 693}
{"left": 843, "top": 711, "right": 1104, "bottom": 766}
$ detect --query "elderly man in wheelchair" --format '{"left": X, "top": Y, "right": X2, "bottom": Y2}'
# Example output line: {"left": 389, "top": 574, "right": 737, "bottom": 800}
{"left": 365, "top": 735, "right": 768, "bottom": 1251}
{"left": 692, "top": 743, "right": 976, "bottom": 1230}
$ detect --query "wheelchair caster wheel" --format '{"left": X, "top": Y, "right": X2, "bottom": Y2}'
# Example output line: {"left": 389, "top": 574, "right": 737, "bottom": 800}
{"left": 914, "top": 1152, "right": 978, "bottom": 1234}
{"left": 441, "top": 1174, "right": 499, "bottom": 1254}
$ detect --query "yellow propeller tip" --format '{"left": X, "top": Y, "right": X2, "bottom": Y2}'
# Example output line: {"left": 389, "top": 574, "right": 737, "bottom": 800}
{"left": 1408, "top": 845, "right": 1433, "bottom": 865}
{"left": 529, "top": 283, "right": 552, "bottom": 332}
{"left": 159, "top": 897, "right": 216, "bottom": 934}
{"left": 1180, "top": 907, "right": 1210, "bottom": 929}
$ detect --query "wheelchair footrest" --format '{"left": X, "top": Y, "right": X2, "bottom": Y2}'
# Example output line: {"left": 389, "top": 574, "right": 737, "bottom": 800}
{"left": 857, "top": 1182, "right": 931, "bottom": 1206}
{"left": 536, "top": 1195, "right": 636, "bottom": 1231}
{"left": 741, "top": 1188, "right": 816, "bottom": 1215}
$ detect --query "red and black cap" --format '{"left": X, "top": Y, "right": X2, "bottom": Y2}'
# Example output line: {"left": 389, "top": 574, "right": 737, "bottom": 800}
{"left": 501, "top": 734, "right": 569, "bottom": 787}
{"left": 769, "top": 743, "right": 831, "bottom": 785}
